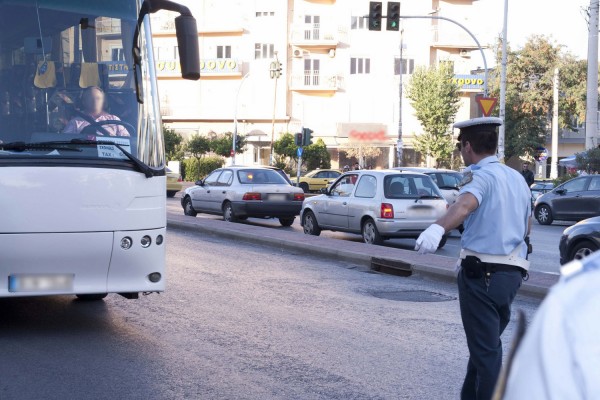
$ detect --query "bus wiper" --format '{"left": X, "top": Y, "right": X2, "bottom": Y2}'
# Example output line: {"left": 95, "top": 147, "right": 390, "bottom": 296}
{"left": 69, "top": 139, "right": 155, "bottom": 178}
{"left": 415, "top": 194, "right": 443, "bottom": 203}
{"left": 0, "top": 141, "right": 82, "bottom": 152}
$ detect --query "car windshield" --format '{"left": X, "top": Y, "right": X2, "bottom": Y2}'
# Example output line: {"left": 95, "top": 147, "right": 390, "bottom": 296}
{"left": 0, "top": 0, "right": 164, "bottom": 167}
{"left": 238, "top": 169, "right": 288, "bottom": 185}
{"left": 384, "top": 174, "right": 444, "bottom": 199}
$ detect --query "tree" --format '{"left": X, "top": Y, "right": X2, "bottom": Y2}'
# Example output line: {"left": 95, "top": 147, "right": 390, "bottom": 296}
{"left": 163, "top": 125, "right": 184, "bottom": 161}
{"left": 405, "top": 62, "right": 461, "bottom": 165}
{"left": 303, "top": 139, "right": 331, "bottom": 170}
{"left": 209, "top": 132, "right": 247, "bottom": 158}
{"left": 576, "top": 147, "right": 600, "bottom": 173}
{"left": 273, "top": 133, "right": 297, "bottom": 159}
{"left": 186, "top": 134, "right": 210, "bottom": 158}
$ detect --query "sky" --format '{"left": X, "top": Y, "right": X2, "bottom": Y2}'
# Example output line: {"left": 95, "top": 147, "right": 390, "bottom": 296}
{"left": 474, "top": 0, "right": 590, "bottom": 60}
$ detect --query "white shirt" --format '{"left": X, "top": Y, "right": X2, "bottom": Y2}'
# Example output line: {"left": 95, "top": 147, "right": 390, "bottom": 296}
{"left": 503, "top": 252, "right": 600, "bottom": 399}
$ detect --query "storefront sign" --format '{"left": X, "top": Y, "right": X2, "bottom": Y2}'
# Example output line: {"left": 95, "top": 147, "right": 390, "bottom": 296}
{"left": 452, "top": 74, "right": 485, "bottom": 90}
{"left": 156, "top": 58, "right": 240, "bottom": 75}
{"left": 337, "top": 123, "right": 389, "bottom": 143}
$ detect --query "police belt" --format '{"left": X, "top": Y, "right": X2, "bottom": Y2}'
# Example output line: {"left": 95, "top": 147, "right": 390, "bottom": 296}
{"left": 460, "top": 247, "right": 530, "bottom": 271}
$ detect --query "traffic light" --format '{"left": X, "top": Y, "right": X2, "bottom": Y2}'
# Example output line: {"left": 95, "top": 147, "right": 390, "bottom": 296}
{"left": 368, "top": 2, "right": 382, "bottom": 31}
{"left": 387, "top": 2, "right": 400, "bottom": 31}
{"left": 270, "top": 61, "right": 282, "bottom": 79}
{"left": 295, "top": 132, "right": 303, "bottom": 146}
{"left": 302, "top": 128, "right": 313, "bottom": 146}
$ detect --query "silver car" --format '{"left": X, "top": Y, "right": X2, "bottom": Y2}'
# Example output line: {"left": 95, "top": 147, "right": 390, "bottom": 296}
{"left": 181, "top": 166, "right": 305, "bottom": 226}
{"left": 300, "top": 170, "right": 449, "bottom": 245}
{"left": 393, "top": 167, "right": 462, "bottom": 205}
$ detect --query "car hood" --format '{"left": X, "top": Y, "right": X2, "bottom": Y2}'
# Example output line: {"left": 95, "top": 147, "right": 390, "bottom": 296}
{"left": 563, "top": 216, "right": 600, "bottom": 236}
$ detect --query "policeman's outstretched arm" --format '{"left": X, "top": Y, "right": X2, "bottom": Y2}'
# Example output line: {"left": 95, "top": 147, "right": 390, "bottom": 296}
{"left": 415, "top": 193, "right": 479, "bottom": 254}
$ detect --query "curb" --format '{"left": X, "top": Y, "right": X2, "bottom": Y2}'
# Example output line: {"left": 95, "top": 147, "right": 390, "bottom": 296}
{"left": 167, "top": 214, "right": 557, "bottom": 299}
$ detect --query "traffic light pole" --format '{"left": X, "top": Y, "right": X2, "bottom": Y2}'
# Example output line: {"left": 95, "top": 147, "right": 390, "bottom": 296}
{"left": 232, "top": 71, "right": 250, "bottom": 166}
{"left": 397, "top": 28, "right": 404, "bottom": 167}
{"left": 269, "top": 51, "right": 280, "bottom": 166}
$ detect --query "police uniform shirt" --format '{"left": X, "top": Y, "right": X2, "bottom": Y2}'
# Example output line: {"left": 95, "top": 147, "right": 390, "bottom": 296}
{"left": 459, "top": 155, "right": 531, "bottom": 257}
{"left": 503, "top": 253, "right": 600, "bottom": 399}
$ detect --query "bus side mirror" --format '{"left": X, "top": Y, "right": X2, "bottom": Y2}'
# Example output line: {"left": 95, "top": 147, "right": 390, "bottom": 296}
{"left": 175, "top": 15, "right": 200, "bottom": 80}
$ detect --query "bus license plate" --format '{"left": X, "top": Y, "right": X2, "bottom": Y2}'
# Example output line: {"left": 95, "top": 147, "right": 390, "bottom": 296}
{"left": 8, "top": 274, "right": 74, "bottom": 292}
{"left": 268, "top": 194, "right": 287, "bottom": 201}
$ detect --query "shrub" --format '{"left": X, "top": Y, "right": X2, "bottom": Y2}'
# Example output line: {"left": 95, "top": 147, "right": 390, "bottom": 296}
{"left": 182, "top": 156, "right": 225, "bottom": 181}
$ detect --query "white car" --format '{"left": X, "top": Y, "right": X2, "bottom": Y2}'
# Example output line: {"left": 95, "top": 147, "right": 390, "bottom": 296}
{"left": 393, "top": 167, "right": 463, "bottom": 204}
{"left": 301, "top": 170, "right": 449, "bottom": 245}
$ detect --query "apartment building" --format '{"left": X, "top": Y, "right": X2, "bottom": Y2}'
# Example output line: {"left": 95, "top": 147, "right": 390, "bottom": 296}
{"left": 153, "top": 0, "right": 488, "bottom": 167}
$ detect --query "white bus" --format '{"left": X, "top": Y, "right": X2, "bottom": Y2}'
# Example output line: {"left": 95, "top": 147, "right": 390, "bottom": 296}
{"left": 0, "top": 0, "right": 200, "bottom": 300}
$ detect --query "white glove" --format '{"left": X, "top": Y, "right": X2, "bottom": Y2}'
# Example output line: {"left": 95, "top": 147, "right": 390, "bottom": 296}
{"left": 415, "top": 224, "right": 445, "bottom": 254}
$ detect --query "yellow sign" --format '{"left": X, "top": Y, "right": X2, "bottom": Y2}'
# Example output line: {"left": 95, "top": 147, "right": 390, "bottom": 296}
{"left": 476, "top": 97, "right": 498, "bottom": 117}
{"left": 156, "top": 59, "right": 240, "bottom": 74}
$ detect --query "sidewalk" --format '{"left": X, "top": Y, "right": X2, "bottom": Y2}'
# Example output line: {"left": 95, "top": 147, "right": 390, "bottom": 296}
{"left": 167, "top": 213, "right": 558, "bottom": 298}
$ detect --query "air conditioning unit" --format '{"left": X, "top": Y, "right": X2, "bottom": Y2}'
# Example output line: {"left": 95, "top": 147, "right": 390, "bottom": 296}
{"left": 459, "top": 49, "right": 470, "bottom": 58}
{"left": 292, "top": 46, "right": 309, "bottom": 58}
{"left": 328, "top": 49, "right": 336, "bottom": 58}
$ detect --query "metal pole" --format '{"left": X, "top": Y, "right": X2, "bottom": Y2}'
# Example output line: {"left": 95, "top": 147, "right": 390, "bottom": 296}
{"left": 551, "top": 68, "right": 559, "bottom": 179}
{"left": 401, "top": 15, "right": 489, "bottom": 96}
{"left": 232, "top": 72, "right": 250, "bottom": 166}
{"left": 397, "top": 28, "right": 404, "bottom": 167}
{"left": 498, "top": 0, "right": 508, "bottom": 161}
{"left": 586, "top": 0, "right": 599, "bottom": 149}
{"left": 269, "top": 51, "right": 279, "bottom": 166}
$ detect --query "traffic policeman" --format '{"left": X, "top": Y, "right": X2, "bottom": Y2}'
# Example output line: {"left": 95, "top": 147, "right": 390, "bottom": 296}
{"left": 501, "top": 252, "right": 600, "bottom": 399}
{"left": 415, "top": 117, "right": 532, "bottom": 400}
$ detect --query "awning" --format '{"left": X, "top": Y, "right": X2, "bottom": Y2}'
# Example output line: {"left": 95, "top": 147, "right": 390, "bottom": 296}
{"left": 558, "top": 155, "right": 578, "bottom": 168}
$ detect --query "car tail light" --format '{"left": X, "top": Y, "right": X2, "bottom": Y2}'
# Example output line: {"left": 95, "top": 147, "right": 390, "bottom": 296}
{"left": 381, "top": 203, "right": 394, "bottom": 219}
{"left": 177, "top": 175, "right": 183, "bottom": 182}
{"left": 293, "top": 193, "right": 305, "bottom": 201}
{"left": 242, "top": 192, "right": 262, "bottom": 201}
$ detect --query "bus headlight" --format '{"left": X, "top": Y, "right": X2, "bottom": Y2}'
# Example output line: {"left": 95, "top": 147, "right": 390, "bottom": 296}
{"left": 121, "top": 237, "right": 133, "bottom": 250}
{"left": 148, "top": 272, "right": 162, "bottom": 283}
{"left": 156, "top": 235, "right": 164, "bottom": 245}
{"left": 141, "top": 235, "right": 152, "bottom": 248}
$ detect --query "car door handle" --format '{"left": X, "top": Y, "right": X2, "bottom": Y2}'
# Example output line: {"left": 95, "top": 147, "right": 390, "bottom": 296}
{"left": 222, "top": 191, "right": 226, "bottom": 194}
{"left": 207, "top": 190, "right": 211, "bottom": 193}
{"left": 343, "top": 202, "right": 347, "bottom": 205}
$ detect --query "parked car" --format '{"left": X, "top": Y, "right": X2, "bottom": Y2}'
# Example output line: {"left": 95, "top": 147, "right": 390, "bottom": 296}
{"left": 166, "top": 167, "right": 183, "bottom": 197}
{"left": 297, "top": 169, "right": 342, "bottom": 193}
{"left": 559, "top": 216, "right": 600, "bottom": 264}
{"left": 181, "top": 166, "right": 304, "bottom": 226}
{"left": 530, "top": 181, "right": 554, "bottom": 201}
{"left": 300, "top": 170, "right": 449, "bottom": 246}
{"left": 393, "top": 167, "right": 462, "bottom": 205}
{"left": 263, "top": 165, "right": 293, "bottom": 185}
{"left": 534, "top": 175, "right": 600, "bottom": 225}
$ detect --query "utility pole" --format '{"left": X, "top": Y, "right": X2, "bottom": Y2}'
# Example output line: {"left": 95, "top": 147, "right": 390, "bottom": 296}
{"left": 498, "top": 0, "right": 508, "bottom": 161}
{"left": 586, "top": 0, "right": 599, "bottom": 149}
{"left": 397, "top": 28, "right": 404, "bottom": 167}
{"left": 232, "top": 72, "right": 250, "bottom": 166}
{"left": 269, "top": 51, "right": 281, "bottom": 166}
{"left": 551, "top": 68, "right": 559, "bottom": 179}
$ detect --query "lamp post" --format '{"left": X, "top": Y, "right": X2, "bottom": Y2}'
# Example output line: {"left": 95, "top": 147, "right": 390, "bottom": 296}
{"left": 269, "top": 51, "right": 281, "bottom": 166}
{"left": 397, "top": 27, "right": 404, "bottom": 167}
{"left": 232, "top": 71, "right": 250, "bottom": 166}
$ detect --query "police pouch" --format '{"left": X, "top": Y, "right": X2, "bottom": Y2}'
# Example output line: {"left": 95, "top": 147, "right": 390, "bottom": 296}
{"left": 462, "top": 256, "right": 483, "bottom": 279}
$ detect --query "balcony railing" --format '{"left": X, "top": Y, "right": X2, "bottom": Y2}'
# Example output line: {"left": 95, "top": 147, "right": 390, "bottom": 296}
{"left": 290, "top": 23, "right": 346, "bottom": 47}
{"left": 291, "top": 73, "right": 342, "bottom": 91}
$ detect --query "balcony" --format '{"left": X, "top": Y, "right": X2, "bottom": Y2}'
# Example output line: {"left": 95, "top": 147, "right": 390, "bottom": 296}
{"left": 290, "top": 23, "right": 346, "bottom": 48}
{"left": 290, "top": 73, "right": 342, "bottom": 94}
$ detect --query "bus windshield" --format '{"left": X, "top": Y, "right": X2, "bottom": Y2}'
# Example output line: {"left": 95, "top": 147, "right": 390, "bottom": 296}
{"left": 0, "top": 0, "right": 165, "bottom": 169}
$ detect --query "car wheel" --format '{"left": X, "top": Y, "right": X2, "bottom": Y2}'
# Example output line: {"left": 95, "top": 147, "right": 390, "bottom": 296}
{"left": 183, "top": 197, "right": 197, "bottom": 217}
{"left": 279, "top": 217, "right": 295, "bottom": 227}
{"left": 167, "top": 191, "right": 177, "bottom": 198}
{"left": 223, "top": 202, "right": 237, "bottom": 222}
{"left": 302, "top": 211, "right": 321, "bottom": 236}
{"left": 535, "top": 204, "right": 553, "bottom": 225}
{"left": 299, "top": 183, "right": 310, "bottom": 193}
{"left": 438, "top": 235, "right": 447, "bottom": 249}
{"left": 76, "top": 293, "right": 108, "bottom": 301}
{"left": 362, "top": 218, "right": 383, "bottom": 245}
{"left": 570, "top": 240, "right": 599, "bottom": 262}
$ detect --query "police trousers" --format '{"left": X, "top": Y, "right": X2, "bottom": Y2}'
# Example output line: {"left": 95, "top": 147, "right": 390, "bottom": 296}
{"left": 457, "top": 267, "right": 522, "bottom": 400}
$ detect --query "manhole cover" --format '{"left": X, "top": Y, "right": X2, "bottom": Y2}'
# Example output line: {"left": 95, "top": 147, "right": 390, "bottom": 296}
{"left": 371, "top": 290, "right": 456, "bottom": 302}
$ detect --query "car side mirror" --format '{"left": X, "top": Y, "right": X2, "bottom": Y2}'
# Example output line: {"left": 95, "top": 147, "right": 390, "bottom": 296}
{"left": 555, "top": 188, "right": 566, "bottom": 195}
{"left": 320, "top": 188, "right": 329, "bottom": 195}
{"left": 195, "top": 179, "right": 204, "bottom": 186}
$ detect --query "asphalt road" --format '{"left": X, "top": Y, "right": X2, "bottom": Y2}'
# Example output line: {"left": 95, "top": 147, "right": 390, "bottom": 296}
{"left": 167, "top": 197, "right": 570, "bottom": 275}
{"left": 0, "top": 229, "right": 541, "bottom": 400}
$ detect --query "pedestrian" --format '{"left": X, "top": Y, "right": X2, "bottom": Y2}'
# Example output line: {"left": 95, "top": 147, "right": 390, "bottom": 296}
{"left": 353, "top": 162, "right": 360, "bottom": 170}
{"left": 414, "top": 117, "right": 531, "bottom": 400}
{"left": 500, "top": 251, "right": 600, "bottom": 399}
{"left": 343, "top": 165, "right": 350, "bottom": 172}
{"left": 521, "top": 161, "right": 534, "bottom": 187}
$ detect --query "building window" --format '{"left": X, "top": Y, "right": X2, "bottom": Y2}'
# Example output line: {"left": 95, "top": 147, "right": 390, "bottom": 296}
{"left": 304, "top": 15, "right": 321, "bottom": 40}
{"left": 304, "top": 59, "right": 320, "bottom": 86}
{"left": 111, "top": 47, "right": 124, "bottom": 61}
{"left": 350, "top": 57, "right": 370, "bottom": 75}
{"left": 256, "top": 11, "right": 275, "bottom": 17}
{"left": 217, "top": 45, "right": 232, "bottom": 58}
{"left": 394, "top": 58, "right": 415, "bottom": 75}
{"left": 440, "top": 60, "right": 455, "bottom": 73}
{"left": 255, "top": 43, "right": 275, "bottom": 59}
{"left": 351, "top": 16, "right": 367, "bottom": 30}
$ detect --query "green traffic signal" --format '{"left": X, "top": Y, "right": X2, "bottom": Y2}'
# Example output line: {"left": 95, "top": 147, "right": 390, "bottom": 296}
{"left": 387, "top": 2, "right": 400, "bottom": 31}
{"left": 368, "top": 2, "right": 382, "bottom": 31}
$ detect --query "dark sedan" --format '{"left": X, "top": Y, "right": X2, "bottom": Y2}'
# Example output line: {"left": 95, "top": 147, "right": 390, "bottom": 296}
{"left": 559, "top": 217, "right": 600, "bottom": 264}
{"left": 534, "top": 175, "right": 600, "bottom": 225}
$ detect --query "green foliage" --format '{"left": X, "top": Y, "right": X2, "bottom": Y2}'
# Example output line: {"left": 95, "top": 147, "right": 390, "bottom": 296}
{"left": 209, "top": 132, "right": 247, "bottom": 158}
{"left": 576, "top": 147, "right": 600, "bottom": 173}
{"left": 405, "top": 63, "right": 460, "bottom": 164}
{"left": 186, "top": 134, "right": 211, "bottom": 158}
{"left": 163, "top": 125, "right": 184, "bottom": 161}
{"left": 303, "top": 139, "right": 331, "bottom": 170}
{"left": 273, "top": 133, "right": 297, "bottom": 160}
{"left": 552, "top": 172, "right": 578, "bottom": 187}
{"left": 182, "top": 156, "right": 225, "bottom": 181}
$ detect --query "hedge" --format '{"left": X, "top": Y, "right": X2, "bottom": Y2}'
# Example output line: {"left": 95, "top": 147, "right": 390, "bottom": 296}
{"left": 182, "top": 156, "right": 225, "bottom": 181}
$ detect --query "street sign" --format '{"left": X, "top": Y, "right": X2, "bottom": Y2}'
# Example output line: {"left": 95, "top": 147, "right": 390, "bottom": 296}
{"left": 230, "top": 149, "right": 235, "bottom": 157}
{"left": 476, "top": 97, "right": 498, "bottom": 117}
{"left": 536, "top": 147, "right": 548, "bottom": 162}
{"left": 297, "top": 147, "right": 303, "bottom": 158}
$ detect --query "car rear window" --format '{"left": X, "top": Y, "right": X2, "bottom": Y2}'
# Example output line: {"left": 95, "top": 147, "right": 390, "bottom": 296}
{"left": 238, "top": 169, "right": 288, "bottom": 185}
{"left": 384, "top": 174, "right": 444, "bottom": 199}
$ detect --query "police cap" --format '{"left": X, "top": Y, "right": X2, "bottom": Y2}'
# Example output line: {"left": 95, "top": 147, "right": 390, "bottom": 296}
{"left": 454, "top": 117, "right": 502, "bottom": 137}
